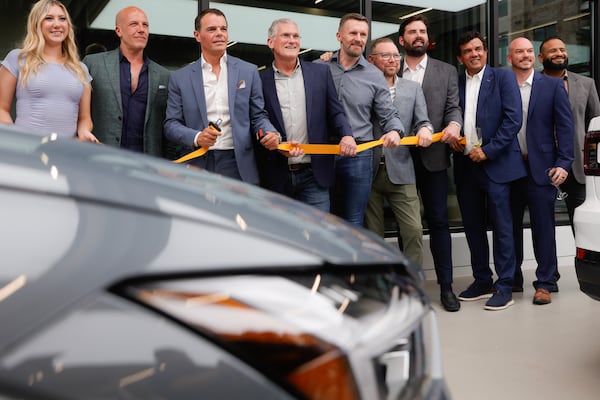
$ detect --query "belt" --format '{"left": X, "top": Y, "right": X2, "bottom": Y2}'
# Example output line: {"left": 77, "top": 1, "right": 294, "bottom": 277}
{"left": 379, "top": 155, "right": 386, "bottom": 165}
{"left": 288, "top": 163, "right": 311, "bottom": 172}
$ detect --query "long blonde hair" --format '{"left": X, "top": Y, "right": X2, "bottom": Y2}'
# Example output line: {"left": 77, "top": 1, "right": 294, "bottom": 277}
{"left": 19, "top": 0, "right": 88, "bottom": 88}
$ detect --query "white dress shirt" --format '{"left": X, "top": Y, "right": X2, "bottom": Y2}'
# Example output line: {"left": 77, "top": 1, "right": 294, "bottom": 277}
{"left": 516, "top": 70, "right": 534, "bottom": 156}
{"left": 402, "top": 54, "right": 428, "bottom": 85}
{"left": 463, "top": 65, "right": 486, "bottom": 154}
{"left": 199, "top": 53, "right": 233, "bottom": 150}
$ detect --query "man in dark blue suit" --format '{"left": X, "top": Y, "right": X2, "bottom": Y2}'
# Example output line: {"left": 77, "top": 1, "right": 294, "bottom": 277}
{"left": 454, "top": 31, "right": 526, "bottom": 310}
{"left": 507, "top": 37, "right": 574, "bottom": 305}
{"left": 257, "top": 18, "right": 356, "bottom": 212}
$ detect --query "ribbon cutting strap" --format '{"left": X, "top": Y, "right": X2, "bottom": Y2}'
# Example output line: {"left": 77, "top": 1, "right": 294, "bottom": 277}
{"left": 173, "top": 132, "right": 467, "bottom": 162}
{"left": 173, "top": 147, "right": 208, "bottom": 164}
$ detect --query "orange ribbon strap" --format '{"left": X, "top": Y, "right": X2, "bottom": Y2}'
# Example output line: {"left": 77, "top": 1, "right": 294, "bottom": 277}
{"left": 173, "top": 132, "right": 467, "bottom": 163}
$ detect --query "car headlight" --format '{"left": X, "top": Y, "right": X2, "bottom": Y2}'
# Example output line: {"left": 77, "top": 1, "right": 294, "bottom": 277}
{"left": 121, "top": 267, "right": 433, "bottom": 399}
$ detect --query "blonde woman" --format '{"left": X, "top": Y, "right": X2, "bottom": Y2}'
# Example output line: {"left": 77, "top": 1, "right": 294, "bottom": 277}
{"left": 0, "top": 0, "right": 97, "bottom": 141}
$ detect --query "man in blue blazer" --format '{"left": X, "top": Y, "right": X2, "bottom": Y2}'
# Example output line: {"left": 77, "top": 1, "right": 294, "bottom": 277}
{"left": 507, "top": 37, "right": 574, "bottom": 305}
{"left": 164, "top": 9, "right": 278, "bottom": 184}
{"left": 454, "top": 31, "right": 526, "bottom": 310}
{"left": 257, "top": 19, "right": 356, "bottom": 212}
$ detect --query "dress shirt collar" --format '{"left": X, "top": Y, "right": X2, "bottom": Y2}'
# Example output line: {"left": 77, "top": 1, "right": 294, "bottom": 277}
{"left": 273, "top": 58, "right": 301, "bottom": 76}
{"left": 201, "top": 52, "right": 228, "bottom": 70}
{"left": 402, "top": 53, "right": 428, "bottom": 74}
{"left": 466, "top": 64, "right": 486, "bottom": 81}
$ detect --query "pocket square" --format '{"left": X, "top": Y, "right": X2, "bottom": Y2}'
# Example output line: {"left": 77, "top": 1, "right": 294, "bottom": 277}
{"left": 237, "top": 80, "right": 246, "bottom": 89}
{"left": 158, "top": 84, "right": 167, "bottom": 90}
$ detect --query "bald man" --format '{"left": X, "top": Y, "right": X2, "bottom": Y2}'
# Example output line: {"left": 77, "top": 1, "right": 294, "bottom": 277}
{"left": 507, "top": 37, "right": 573, "bottom": 305}
{"left": 83, "top": 6, "right": 171, "bottom": 157}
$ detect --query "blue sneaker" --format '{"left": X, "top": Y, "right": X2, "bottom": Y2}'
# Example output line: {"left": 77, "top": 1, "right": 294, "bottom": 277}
{"left": 484, "top": 290, "right": 514, "bottom": 311}
{"left": 458, "top": 282, "right": 493, "bottom": 301}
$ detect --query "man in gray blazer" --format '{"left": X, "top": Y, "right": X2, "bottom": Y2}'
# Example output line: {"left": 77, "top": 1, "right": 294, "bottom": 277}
{"left": 83, "top": 6, "right": 171, "bottom": 158}
{"left": 539, "top": 36, "right": 600, "bottom": 231}
{"left": 365, "top": 38, "right": 433, "bottom": 267}
{"left": 398, "top": 15, "right": 463, "bottom": 312}
{"left": 164, "top": 8, "right": 278, "bottom": 183}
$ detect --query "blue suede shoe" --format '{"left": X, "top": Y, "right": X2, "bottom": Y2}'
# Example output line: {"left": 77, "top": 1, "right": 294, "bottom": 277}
{"left": 484, "top": 290, "right": 514, "bottom": 311}
{"left": 458, "top": 282, "right": 493, "bottom": 301}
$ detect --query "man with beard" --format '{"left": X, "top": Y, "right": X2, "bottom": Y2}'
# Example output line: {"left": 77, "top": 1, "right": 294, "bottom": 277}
{"left": 539, "top": 37, "right": 600, "bottom": 233}
{"left": 508, "top": 37, "right": 573, "bottom": 304}
{"left": 397, "top": 15, "right": 463, "bottom": 312}
{"left": 319, "top": 13, "right": 403, "bottom": 226}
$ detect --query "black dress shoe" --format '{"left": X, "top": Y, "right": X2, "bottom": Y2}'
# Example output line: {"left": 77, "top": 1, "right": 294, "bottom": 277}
{"left": 440, "top": 291, "right": 460, "bottom": 312}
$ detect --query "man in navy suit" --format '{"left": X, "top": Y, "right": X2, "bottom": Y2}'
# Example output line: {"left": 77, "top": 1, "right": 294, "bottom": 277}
{"left": 507, "top": 37, "right": 574, "bottom": 305}
{"left": 454, "top": 31, "right": 526, "bottom": 310}
{"left": 164, "top": 8, "right": 278, "bottom": 183}
{"left": 257, "top": 18, "right": 356, "bottom": 212}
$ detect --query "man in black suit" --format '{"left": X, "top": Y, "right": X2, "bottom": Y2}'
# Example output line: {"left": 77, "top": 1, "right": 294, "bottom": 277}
{"left": 398, "top": 15, "right": 463, "bottom": 311}
{"left": 257, "top": 18, "right": 356, "bottom": 212}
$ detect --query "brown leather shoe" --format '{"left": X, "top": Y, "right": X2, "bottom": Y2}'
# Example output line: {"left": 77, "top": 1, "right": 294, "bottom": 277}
{"left": 533, "top": 288, "right": 551, "bottom": 305}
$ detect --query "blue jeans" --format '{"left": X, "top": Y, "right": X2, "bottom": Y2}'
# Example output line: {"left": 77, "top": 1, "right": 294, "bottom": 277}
{"left": 332, "top": 150, "right": 373, "bottom": 226}
{"left": 290, "top": 168, "right": 330, "bottom": 213}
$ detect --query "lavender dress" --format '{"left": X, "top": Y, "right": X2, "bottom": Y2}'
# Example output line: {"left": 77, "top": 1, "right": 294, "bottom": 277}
{"left": 2, "top": 49, "right": 91, "bottom": 138}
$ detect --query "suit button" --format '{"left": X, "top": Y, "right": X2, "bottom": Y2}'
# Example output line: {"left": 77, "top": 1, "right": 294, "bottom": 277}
{"left": 116, "top": 137, "right": 120, "bottom": 143}
{"left": 118, "top": 116, "right": 122, "bottom": 121}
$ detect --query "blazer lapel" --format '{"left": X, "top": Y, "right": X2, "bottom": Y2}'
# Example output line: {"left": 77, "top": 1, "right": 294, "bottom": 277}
{"left": 227, "top": 57, "right": 239, "bottom": 122}
{"left": 528, "top": 72, "right": 541, "bottom": 117}
{"left": 301, "top": 62, "right": 313, "bottom": 132}
{"left": 146, "top": 62, "right": 159, "bottom": 123}
{"left": 262, "top": 69, "right": 286, "bottom": 137}
{"left": 105, "top": 51, "right": 122, "bottom": 114}
{"left": 191, "top": 61, "right": 209, "bottom": 128}
{"left": 477, "top": 66, "right": 493, "bottom": 119}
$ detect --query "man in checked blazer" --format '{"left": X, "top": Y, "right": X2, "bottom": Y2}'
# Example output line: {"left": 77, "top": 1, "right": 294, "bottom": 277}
{"left": 398, "top": 15, "right": 463, "bottom": 312}
{"left": 83, "top": 6, "right": 171, "bottom": 158}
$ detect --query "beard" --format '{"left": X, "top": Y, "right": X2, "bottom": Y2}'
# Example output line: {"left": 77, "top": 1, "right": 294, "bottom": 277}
{"left": 543, "top": 57, "right": 568, "bottom": 71}
{"left": 405, "top": 45, "right": 427, "bottom": 57}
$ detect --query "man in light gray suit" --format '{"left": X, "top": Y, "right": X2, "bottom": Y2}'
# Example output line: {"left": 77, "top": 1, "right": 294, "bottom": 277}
{"left": 365, "top": 38, "right": 433, "bottom": 266}
{"left": 83, "top": 6, "right": 171, "bottom": 158}
{"left": 164, "top": 8, "right": 279, "bottom": 183}
{"left": 398, "top": 15, "right": 463, "bottom": 312}
{"left": 539, "top": 36, "right": 600, "bottom": 231}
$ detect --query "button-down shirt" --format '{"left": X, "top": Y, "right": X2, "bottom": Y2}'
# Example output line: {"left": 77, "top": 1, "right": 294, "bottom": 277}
{"left": 325, "top": 53, "right": 404, "bottom": 141}
{"left": 200, "top": 53, "right": 233, "bottom": 150}
{"left": 274, "top": 60, "right": 310, "bottom": 164}
{"left": 463, "top": 65, "right": 486, "bottom": 154}
{"left": 119, "top": 50, "right": 148, "bottom": 152}
{"left": 517, "top": 70, "right": 534, "bottom": 155}
{"left": 402, "top": 54, "right": 428, "bottom": 85}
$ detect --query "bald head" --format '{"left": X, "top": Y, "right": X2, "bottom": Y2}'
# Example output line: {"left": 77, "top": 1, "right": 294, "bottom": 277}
{"left": 507, "top": 37, "right": 535, "bottom": 73}
{"left": 116, "top": 6, "right": 146, "bottom": 26}
{"left": 115, "top": 6, "right": 149, "bottom": 54}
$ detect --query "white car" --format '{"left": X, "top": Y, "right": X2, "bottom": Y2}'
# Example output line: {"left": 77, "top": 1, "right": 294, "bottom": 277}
{"left": 574, "top": 116, "right": 600, "bottom": 300}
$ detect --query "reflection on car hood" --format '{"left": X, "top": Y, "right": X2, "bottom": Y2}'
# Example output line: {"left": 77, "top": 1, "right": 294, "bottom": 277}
{"left": 0, "top": 127, "right": 409, "bottom": 267}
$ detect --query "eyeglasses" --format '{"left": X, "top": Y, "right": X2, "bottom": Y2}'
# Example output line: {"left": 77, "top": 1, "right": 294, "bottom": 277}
{"left": 372, "top": 53, "right": 401, "bottom": 61}
{"left": 278, "top": 33, "right": 301, "bottom": 40}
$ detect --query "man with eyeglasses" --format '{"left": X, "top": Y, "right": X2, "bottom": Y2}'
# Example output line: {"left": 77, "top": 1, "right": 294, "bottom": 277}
{"left": 398, "top": 15, "right": 463, "bottom": 312}
{"left": 256, "top": 18, "right": 356, "bottom": 212}
{"left": 319, "top": 13, "right": 404, "bottom": 226}
{"left": 365, "top": 37, "right": 433, "bottom": 267}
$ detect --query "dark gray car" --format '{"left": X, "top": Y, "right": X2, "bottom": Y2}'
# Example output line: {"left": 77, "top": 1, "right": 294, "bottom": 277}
{"left": 0, "top": 126, "right": 448, "bottom": 399}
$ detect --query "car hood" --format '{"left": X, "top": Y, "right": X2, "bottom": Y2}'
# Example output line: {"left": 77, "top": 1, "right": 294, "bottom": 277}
{"left": 0, "top": 128, "right": 413, "bottom": 269}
